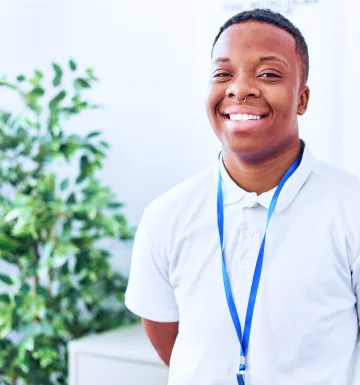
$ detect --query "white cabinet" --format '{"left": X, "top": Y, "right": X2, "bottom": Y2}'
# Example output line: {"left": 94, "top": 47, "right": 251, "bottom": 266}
{"left": 68, "top": 324, "right": 168, "bottom": 385}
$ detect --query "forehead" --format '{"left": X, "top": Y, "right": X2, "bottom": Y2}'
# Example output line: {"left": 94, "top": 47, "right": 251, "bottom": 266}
{"left": 213, "top": 21, "right": 298, "bottom": 65}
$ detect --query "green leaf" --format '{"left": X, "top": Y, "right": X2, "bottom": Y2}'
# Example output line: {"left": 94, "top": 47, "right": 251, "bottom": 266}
{"left": 0, "top": 234, "right": 17, "bottom": 251}
{"left": 0, "top": 111, "right": 11, "bottom": 123}
{"left": 38, "top": 173, "right": 56, "bottom": 197}
{"left": 17, "top": 74, "right": 26, "bottom": 82}
{"left": 108, "top": 202, "right": 124, "bottom": 209}
{"left": 0, "top": 294, "right": 11, "bottom": 304}
{"left": 66, "top": 192, "right": 76, "bottom": 204}
{"left": 86, "top": 68, "right": 99, "bottom": 81}
{"left": 27, "top": 87, "right": 45, "bottom": 97}
{"left": 63, "top": 218, "right": 72, "bottom": 234}
{"left": 20, "top": 294, "right": 45, "bottom": 322}
{"left": 0, "top": 293, "right": 12, "bottom": 339}
{"left": 100, "top": 140, "right": 110, "bottom": 149}
{"left": 52, "top": 62, "right": 63, "bottom": 87}
{"left": 60, "top": 142, "right": 80, "bottom": 161}
{"left": 32, "top": 346, "right": 58, "bottom": 369}
{"left": 12, "top": 218, "right": 37, "bottom": 238}
{"left": 50, "top": 254, "right": 68, "bottom": 269}
{"left": 52, "top": 315, "right": 70, "bottom": 337}
{"left": 74, "top": 78, "right": 90, "bottom": 90}
{"left": 0, "top": 338, "right": 14, "bottom": 369}
{"left": 0, "top": 274, "right": 14, "bottom": 285}
{"left": 80, "top": 155, "right": 90, "bottom": 171}
{"left": 28, "top": 69, "right": 44, "bottom": 87}
{"left": 0, "top": 80, "right": 17, "bottom": 90}
{"left": 41, "top": 241, "right": 54, "bottom": 260}
{"left": 4, "top": 208, "right": 20, "bottom": 222}
{"left": 18, "top": 359, "right": 31, "bottom": 374}
{"left": 18, "top": 337, "right": 34, "bottom": 360}
{"left": 51, "top": 242, "right": 79, "bottom": 268}
{"left": 60, "top": 178, "right": 69, "bottom": 191}
{"left": 34, "top": 69, "right": 44, "bottom": 80}
{"left": 16, "top": 127, "right": 29, "bottom": 140}
{"left": 76, "top": 155, "right": 91, "bottom": 183}
{"left": 86, "top": 131, "right": 101, "bottom": 138}
{"left": 24, "top": 117, "right": 39, "bottom": 128}
{"left": 49, "top": 90, "right": 67, "bottom": 109}
{"left": 76, "top": 173, "right": 86, "bottom": 184}
{"left": 84, "top": 144, "right": 106, "bottom": 159}
{"left": 24, "top": 87, "right": 45, "bottom": 114}
{"left": 69, "top": 59, "right": 77, "bottom": 71}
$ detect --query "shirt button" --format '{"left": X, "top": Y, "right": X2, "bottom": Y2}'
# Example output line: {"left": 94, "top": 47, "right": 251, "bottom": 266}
{"left": 245, "top": 229, "right": 254, "bottom": 238}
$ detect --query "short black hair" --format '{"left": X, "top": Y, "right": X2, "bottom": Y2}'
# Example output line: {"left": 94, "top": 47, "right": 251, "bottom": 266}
{"left": 212, "top": 8, "right": 309, "bottom": 84}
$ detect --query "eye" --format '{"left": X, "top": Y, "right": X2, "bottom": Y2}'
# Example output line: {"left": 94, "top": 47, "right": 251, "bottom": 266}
{"left": 259, "top": 73, "right": 280, "bottom": 78}
{"left": 214, "top": 72, "right": 231, "bottom": 78}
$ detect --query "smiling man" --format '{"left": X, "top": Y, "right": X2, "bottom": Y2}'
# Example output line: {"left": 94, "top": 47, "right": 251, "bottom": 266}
{"left": 125, "top": 9, "right": 360, "bottom": 385}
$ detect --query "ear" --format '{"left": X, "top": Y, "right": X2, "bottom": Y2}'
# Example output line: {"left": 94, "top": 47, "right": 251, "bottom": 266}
{"left": 298, "top": 86, "right": 310, "bottom": 116}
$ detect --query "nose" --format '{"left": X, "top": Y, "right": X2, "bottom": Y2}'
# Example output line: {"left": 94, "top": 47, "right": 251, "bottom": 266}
{"left": 225, "top": 74, "right": 261, "bottom": 102}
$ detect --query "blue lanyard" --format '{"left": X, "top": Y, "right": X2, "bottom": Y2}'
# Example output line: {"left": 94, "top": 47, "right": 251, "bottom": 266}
{"left": 217, "top": 151, "right": 302, "bottom": 382}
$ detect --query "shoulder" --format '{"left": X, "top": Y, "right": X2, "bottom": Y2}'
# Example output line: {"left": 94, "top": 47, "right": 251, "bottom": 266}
{"left": 142, "top": 164, "right": 217, "bottom": 227}
{"left": 310, "top": 156, "right": 360, "bottom": 197}
{"left": 310, "top": 157, "right": 360, "bottom": 262}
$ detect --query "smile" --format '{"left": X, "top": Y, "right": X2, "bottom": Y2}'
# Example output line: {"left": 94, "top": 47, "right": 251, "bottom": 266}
{"left": 221, "top": 112, "right": 270, "bottom": 133}
{"left": 226, "top": 114, "right": 266, "bottom": 121}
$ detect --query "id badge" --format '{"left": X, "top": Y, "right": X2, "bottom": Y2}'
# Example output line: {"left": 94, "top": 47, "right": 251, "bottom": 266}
{"left": 236, "top": 372, "right": 245, "bottom": 385}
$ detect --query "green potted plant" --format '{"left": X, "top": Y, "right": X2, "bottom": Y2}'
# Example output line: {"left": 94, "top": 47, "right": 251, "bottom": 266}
{"left": 0, "top": 60, "right": 137, "bottom": 385}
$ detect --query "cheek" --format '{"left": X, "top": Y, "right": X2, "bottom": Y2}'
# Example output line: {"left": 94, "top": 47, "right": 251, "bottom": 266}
{"left": 266, "top": 85, "right": 298, "bottom": 118}
{"left": 205, "top": 83, "right": 222, "bottom": 118}
{"left": 205, "top": 86, "right": 212, "bottom": 118}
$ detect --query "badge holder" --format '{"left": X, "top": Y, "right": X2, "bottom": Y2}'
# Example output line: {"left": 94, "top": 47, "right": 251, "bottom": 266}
{"left": 236, "top": 356, "right": 246, "bottom": 385}
{"left": 236, "top": 371, "right": 245, "bottom": 385}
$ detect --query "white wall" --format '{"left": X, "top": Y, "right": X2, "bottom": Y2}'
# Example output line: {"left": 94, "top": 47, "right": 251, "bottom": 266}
{"left": 0, "top": 0, "right": 359, "bottom": 274}
{"left": 338, "top": 1, "right": 360, "bottom": 175}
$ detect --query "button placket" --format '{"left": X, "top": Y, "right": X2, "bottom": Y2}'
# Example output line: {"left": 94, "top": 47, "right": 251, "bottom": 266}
{"left": 245, "top": 229, "right": 254, "bottom": 238}
{"left": 241, "top": 204, "right": 263, "bottom": 260}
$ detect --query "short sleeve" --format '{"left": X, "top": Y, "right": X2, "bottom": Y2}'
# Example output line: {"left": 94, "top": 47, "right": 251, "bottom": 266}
{"left": 125, "top": 207, "right": 179, "bottom": 322}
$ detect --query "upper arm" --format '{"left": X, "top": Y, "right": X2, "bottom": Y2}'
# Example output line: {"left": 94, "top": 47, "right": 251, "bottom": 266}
{"left": 142, "top": 319, "right": 179, "bottom": 366}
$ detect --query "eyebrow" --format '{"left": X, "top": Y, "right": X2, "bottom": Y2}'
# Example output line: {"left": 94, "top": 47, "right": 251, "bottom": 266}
{"left": 212, "top": 56, "right": 288, "bottom": 67}
{"left": 212, "top": 57, "right": 230, "bottom": 65}
{"left": 259, "top": 56, "right": 288, "bottom": 67}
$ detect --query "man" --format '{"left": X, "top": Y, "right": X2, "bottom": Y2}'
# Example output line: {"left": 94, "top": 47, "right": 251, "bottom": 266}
{"left": 125, "top": 8, "right": 360, "bottom": 385}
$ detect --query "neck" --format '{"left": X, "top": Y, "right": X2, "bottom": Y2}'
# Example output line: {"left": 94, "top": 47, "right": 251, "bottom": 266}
{"left": 222, "top": 141, "right": 302, "bottom": 195}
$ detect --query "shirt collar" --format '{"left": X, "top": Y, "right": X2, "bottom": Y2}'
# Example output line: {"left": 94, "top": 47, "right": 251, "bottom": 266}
{"left": 219, "top": 140, "right": 314, "bottom": 213}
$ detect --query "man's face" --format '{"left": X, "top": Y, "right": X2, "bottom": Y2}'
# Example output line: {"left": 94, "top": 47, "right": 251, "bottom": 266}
{"left": 206, "top": 21, "right": 309, "bottom": 160}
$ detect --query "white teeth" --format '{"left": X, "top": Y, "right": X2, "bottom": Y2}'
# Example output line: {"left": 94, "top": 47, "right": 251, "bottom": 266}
{"left": 229, "top": 114, "right": 262, "bottom": 121}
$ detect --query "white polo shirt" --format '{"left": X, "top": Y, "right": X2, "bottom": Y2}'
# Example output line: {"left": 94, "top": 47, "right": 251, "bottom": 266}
{"left": 125, "top": 143, "right": 360, "bottom": 385}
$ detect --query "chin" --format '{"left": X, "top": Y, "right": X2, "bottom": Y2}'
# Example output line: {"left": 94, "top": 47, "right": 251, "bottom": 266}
{"left": 221, "top": 132, "right": 300, "bottom": 162}
{"left": 220, "top": 131, "right": 264, "bottom": 152}
{"left": 224, "top": 143, "right": 266, "bottom": 159}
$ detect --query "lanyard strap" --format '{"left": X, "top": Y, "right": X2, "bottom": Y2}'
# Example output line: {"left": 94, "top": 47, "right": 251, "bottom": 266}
{"left": 217, "top": 151, "right": 302, "bottom": 372}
